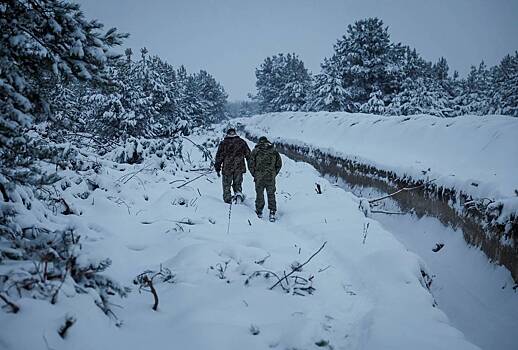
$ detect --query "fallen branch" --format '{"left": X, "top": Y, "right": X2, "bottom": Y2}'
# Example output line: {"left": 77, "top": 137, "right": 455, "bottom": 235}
{"left": 369, "top": 179, "right": 436, "bottom": 204}
{"left": 254, "top": 253, "right": 271, "bottom": 265}
{"left": 245, "top": 270, "right": 286, "bottom": 289}
{"left": 134, "top": 266, "right": 175, "bottom": 311}
{"left": 175, "top": 171, "right": 213, "bottom": 189}
{"left": 270, "top": 241, "right": 327, "bottom": 290}
{"left": 370, "top": 209, "right": 406, "bottom": 215}
{"left": 117, "top": 162, "right": 153, "bottom": 184}
{"left": 0, "top": 292, "right": 20, "bottom": 313}
{"left": 181, "top": 136, "right": 214, "bottom": 163}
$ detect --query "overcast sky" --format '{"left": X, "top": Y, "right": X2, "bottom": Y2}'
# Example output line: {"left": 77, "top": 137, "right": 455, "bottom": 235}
{"left": 77, "top": 0, "right": 518, "bottom": 101}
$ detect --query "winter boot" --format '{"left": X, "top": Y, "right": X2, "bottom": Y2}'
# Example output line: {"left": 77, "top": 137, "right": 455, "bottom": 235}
{"left": 256, "top": 211, "right": 263, "bottom": 219}
{"left": 269, "top": 211, "right": 276, "bottom": 222}
{"left": 234, "top": 192, "right": 245, "bottom": 204}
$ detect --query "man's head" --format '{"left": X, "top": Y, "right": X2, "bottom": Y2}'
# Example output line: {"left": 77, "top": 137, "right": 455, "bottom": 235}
{"left": 226, "top": 128, "right": 237, "bottom": 136}
{"left": 258, "top": 136, "right": 269, "bottom": 143}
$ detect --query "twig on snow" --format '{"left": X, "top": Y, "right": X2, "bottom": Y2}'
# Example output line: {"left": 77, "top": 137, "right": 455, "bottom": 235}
{"left": 370, "top": 210, "right": 406, "bottom": 215}
{"left": 269, "top": 241, "right": 327, "bottom": 291}
{"left": 368, "top": 179, "right": 436, "bottom": 204}
{"left": 176, "top": 171, "right": 213, "bottom": 189}
{"left": 0, "top": 292, "right": 20, "bottom": 313}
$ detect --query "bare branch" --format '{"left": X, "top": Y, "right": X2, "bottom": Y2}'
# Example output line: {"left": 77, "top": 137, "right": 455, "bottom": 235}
{"left": 270, "top": 241, "right": 327, "bottom": 290}
{"left": 369, "top": 179, "right": 436, "bottom": 204}
{"left": 0, "top": 293, "right": 20, "bottom": 313}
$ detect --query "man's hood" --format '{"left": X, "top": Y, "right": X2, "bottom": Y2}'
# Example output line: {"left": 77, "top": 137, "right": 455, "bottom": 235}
{"left": 255, "top": 139, "right": 273, "bottom": 150}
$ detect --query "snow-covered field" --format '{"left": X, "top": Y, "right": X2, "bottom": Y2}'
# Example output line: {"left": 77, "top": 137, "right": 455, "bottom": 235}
{"left": 0, "top": 130, "right": 481, "bottom": 350}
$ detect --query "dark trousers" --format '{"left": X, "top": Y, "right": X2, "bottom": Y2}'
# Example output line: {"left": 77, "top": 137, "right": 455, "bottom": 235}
{"left": 222, "top": 172, "right": 243, "bottom": 203}
{"left": 255, "top": 178, "right": 276, "bottom": 214}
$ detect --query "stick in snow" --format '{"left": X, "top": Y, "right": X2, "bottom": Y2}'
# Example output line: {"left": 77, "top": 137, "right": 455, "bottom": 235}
{"left": 175, "top": 171, "right": 213, "bottom": 189}
{"left": 368, "top": 179, "right": 436, "bottom": 204}
{"left": 0, "top": 293, "right": 20, "bottom": 313}
{"left": 227, "top": 201, "right": 232, "bottom": 234}
{"left": 269, "top": 241, "right": 327, "bottom": 290}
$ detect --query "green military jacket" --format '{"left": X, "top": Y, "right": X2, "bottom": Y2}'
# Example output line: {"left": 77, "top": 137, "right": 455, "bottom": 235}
{"left": 248, "top": 139, "right": 282, "bottom": 181}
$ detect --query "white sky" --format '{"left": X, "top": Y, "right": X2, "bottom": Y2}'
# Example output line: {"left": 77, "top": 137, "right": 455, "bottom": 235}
{"left": 78, "top": 0, "right": 518, "bottom": 100}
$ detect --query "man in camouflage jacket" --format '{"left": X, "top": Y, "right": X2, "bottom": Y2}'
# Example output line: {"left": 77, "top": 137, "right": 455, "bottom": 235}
{"left": 214, "top": 128, "right": 251, "bottom": 203}
{"left": 248, "top": 136, "right": 282, "bottom": 221}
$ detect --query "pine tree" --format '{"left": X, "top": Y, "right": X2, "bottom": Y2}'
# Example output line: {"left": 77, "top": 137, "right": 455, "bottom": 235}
{"left": 306, "top": 56, "right": 349, "bottom": 111}
{"left": 254, "top": 53, "right": 311, "bottom": 113}
{"left": 360, "top": 90, "right": 386, "bottom": 114}
{"left": 490, "top": 52, "right": 518, "bottom": 117}
{"left": 0, "top": 0, "right": 127, "bottom": 185}
{"left": 192, "top": 70, "right": 228, "bottom": 124}
{"left": 432, "top": 57, "right": 449, "bottom": 81}
{"left": 453, "top": 62, "right": 491, "bottom": 115}
{"left": 333, "top": 18, "right": 397, "bottom": 106}
{"left": 388, "top": 77, "right": 453, "bottom": 117}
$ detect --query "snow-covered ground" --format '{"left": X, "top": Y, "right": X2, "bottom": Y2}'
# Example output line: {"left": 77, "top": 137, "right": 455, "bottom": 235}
{"left": 0, "top": 130, "right": 481, "bottom": 350}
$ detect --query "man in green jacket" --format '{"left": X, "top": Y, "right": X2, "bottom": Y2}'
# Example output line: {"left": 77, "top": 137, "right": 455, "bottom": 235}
{"left": 248, "top": 136, "right": 282, "bottom": 222}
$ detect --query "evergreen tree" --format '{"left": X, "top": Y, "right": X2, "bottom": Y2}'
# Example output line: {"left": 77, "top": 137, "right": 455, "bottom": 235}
{"left": 432, "top": 57, "right": 450, "bottom": 81}
{"left": 360, "top": 90, "right": 386, "bottom": 114}
{"left": 490, "top": 52, "right": 518, "bottom": 117}
{"left": 254, "top": 53, "right": 312, "bottom": 112}
{"left": 388, "top": 77, "right": 453, "bottom": 117}
{"left": 306, "top": 56, "right": 349, "bottom": 111}
{"left": 453, "top": 62, "right": 491, "bottom": 115}
{"left": 192, "top": 70, "right": 228, "bottom": 124}
{"left": 0, "top": 0, "right": 127, "bottom": 185}
{"left": 333, "top": 18, "right": 397, "bottom": 106}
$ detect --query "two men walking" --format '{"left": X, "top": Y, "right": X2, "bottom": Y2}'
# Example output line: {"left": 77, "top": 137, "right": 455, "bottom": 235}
{"left": 214, "top": 129, "right": 282, "bottom": 222}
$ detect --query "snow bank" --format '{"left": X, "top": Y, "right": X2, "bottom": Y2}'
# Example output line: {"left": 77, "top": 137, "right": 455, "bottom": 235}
{"left": 239, "top": 112, "right": 518, "bottom": 200}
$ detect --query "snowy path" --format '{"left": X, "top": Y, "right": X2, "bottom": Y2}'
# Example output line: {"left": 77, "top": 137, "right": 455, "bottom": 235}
{"left": 0, "top": 136, "right": 479, "bottom": 350}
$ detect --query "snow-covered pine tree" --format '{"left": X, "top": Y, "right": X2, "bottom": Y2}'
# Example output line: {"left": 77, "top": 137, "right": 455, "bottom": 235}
{"left": 453, "top": 62, "right": 491, "bottom": 115}
{"left": 432, "top": 57, "right": 450, "bottom": 82}
{"left": 0, "top": 0, "right": 127, "bottom": 186}
{"left": 388, "top": 77, "right": 453, "bottom": 117}
{"left": 191, "top": 70, "right": 228, "bottom": 125}
{"left": 360, "top": 89, "right": 386, "bottom": 114}
{"left": 333, "top": 18, "right": 398, "bottom": 107}
{"left": 254, "top": 53, "right": 311, "bottom": 113}
{"left": 1, "top": 0, "right": 131, "bottom": 318}
{"left": 490, "top": 52, "right": 518, "bottom": 117}
{"left": 306, "top": 56, "right": 349, "bottom": 112}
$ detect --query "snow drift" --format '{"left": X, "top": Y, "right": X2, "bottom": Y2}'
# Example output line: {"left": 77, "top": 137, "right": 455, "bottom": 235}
{"left": 238, "top": 112, "right": 518, "bottom": 280}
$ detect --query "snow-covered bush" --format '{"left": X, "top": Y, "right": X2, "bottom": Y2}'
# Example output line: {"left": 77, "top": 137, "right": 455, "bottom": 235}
{"left": 106, "top": 137, "right": 183, "bottom": 166}
{"left": 0, "top": 183, "right": 129, "bottom": 317}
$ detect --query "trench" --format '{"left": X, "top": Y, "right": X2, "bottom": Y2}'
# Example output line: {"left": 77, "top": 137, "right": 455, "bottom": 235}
{"left": 253, "top": 139, "right": 518, "bottom": 283}
{"left": 242, "top": 134, "right": 518, "bottom": 350}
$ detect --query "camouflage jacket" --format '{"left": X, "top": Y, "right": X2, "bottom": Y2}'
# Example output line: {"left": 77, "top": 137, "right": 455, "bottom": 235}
{"left": 248, "top": 139, "right": 282, "bottom": 181}
{"left": 214, "top": 135, "right": 251, "bottom": 175}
